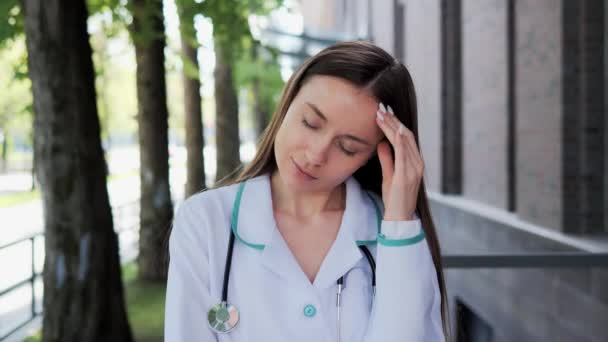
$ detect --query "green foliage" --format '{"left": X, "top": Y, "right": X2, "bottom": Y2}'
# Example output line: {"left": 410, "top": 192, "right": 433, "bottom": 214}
{"left": 201, "top": 0, "right": 251, "bottom": 62}
{"left": 0, "top": 37, "right": 33, "bottom": 154}
{"left": 195, "top": 0, "right": 285, "bottom": 122}
{"left": 127, "top": 0, "right": 167, "bottom": 49}
{"left": 0, "top": 0, "right": 22, "bottom": 48}
{"left": 175, "top": 0, "right": 203, "bottom": 82}
{"left": 89, "top": 10, "right": 139, "bottom": 143}
{"left": 123, "top": 262, "right": 167, "bottom": 342}
{"left": 23, "top": 331, "right": 41, "bottom": 342}
{"left": 175, "top": 0, "right": 203, "bottom": 43}
{"left": 125, "top": 279, "right": 166, "bottom": 341}
{"left": 180, "top": 49, "right": 200, "bottom": 79}
{"left": 235, "top": 43, "right": 283, "bottom": 115}
{"left": 87, "top": 0, "right": 132, "bottom": 37}
{"left": 197, "top": 0, "right": 283, "bottom": 63}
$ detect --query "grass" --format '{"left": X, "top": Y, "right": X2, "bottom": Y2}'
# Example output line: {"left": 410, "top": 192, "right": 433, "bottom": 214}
{"left": 23, "top": 262, "right": 166, "bottom": 341}
{"left": 108, "top": 169, "right": 139, "bottom": 182}
{"left": 0, "top": 188, "right": 40, "bottom": 207}
{"left": 23, "top": 331, "right": 40, "bottom": 342}
{"left": 122, "top": 263, "right": 166, "bottom": 342}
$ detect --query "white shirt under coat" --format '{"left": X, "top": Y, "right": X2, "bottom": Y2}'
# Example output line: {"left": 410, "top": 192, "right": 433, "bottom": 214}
{"left": 164, "top": 173, "right": 445, "bottom": 341}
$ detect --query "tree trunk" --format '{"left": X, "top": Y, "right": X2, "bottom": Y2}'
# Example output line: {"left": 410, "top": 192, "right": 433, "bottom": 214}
{"left": 131, "top": 0, "right": 173, "bottom": 281}
{"left": 21, "top": 1, "right": 133, "bottom": 341}
{"left": 1, "top": 131, "right": 7, "bottom": 172}
{"left": 177, "top": 8, "right": 206, "bottom": 197}
{"left": 214, "top": 41, "right": 241, "bottom": 182}
{"left": 250, "top": 46, "right": 269, "bottom": 141}
{"left": 252, "top": 74, "right": 269, "bottom": 141}
{"left": 31, "top": 130, "right": 36, "bottom": 191}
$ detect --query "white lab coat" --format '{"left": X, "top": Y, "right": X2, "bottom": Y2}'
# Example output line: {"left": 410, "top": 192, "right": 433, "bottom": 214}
{"left": 164, "top": 173, "right": 445, "bottom": 342}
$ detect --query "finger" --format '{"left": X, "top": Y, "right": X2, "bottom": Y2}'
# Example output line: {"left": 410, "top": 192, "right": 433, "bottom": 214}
{"left": 377, "top": 110, "right": 409, "bottom": 174}
{"left": 381, "top": 104, "right": 424, "bottom": 178}
{"left": 396, "top": 123, "right": 423, "bottom": 183}
{"left": 392, "top": 126, "right": 407, "bottom": 180}
{"left": 379, "top": 103, "right": 399, "bottom": 132}
{"left": 376, "top": 104, "right": 408, "bottom": 177}
{"left": 376, "top": 140, "right": 394, "bottom": 184}
{"left": 375, "top": 110, "right": 398, "bottom": 146}
{"left": 399, "top": 134, "right": 424, "bottom": 185}
{"left": 378, "top": 116, "right": 422, "bottom": 193}
{"left": 379, "top": 102, "right": 388, "bottom": 114}
{"left": 399, "top": 124, "right": 424, "bottom": 170}
{"left": 401, "top": 125, "right": 421, "bottom": 157}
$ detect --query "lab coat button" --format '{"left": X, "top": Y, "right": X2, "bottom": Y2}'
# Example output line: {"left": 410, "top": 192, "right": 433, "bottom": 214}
{"left": 303, "top": 304, "right": 317, "bottom": 318}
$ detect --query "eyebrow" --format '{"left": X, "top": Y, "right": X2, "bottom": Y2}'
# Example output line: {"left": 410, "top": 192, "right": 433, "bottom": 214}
{"left": 306, "top": 102, "right": 327, "bottom": 122}
{"left": 305, "top": 101, "right": 372, "bottom": 146}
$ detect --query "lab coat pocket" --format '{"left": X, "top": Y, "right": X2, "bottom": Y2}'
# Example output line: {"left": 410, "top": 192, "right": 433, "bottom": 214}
{"left": 340, "top": 267, "right": 373, "bottom": 341}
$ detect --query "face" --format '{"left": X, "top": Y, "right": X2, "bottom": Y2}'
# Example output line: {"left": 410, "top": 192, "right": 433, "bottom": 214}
{"left": 274, "top": 75, "right": 385, "bottom": 192}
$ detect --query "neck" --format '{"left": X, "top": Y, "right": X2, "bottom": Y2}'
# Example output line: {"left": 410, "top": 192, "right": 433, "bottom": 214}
{"left": 270, "top": 169, "right": 345, "bottom": 220}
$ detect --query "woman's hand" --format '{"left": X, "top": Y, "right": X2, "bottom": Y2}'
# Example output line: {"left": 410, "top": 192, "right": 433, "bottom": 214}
{"left": 375, "top": 102, "right": 424, "bottom": 221}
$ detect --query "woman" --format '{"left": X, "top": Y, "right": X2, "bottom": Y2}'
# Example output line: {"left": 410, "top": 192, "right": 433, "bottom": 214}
{"left": 165, "top": 41, "right": 450, "bottom": 341}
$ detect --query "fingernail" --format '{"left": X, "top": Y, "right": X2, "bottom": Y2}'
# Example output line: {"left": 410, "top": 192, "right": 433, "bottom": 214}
{"left": 379, "top": 102, "right": 387, "bottom": 113}
{"left": 387, "top": 105, "right": 395, "bottom": 115}
{"left": 376, "top": 111, "right": 384, "bottom": 121}
{"left": 398, "top": 124, "right": 404, "bottom": 135}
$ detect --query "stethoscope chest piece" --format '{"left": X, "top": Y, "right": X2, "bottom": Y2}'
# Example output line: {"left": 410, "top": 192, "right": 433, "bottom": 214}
{"left": 208, "top": 301, "right": 240, "bottom": 333}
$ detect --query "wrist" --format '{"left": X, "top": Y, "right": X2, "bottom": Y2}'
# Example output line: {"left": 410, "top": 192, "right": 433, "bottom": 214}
{"left": 383, "top": 212, "right": 415, "bottom": 221}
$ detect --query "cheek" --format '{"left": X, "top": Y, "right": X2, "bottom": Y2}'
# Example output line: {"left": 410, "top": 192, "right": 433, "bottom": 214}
{"left": 274, "top": 121, "right": 302, "bottom": 161}
{"left": 341, "top": 151, "right": 377, "bottom": 175}
{"left": 280, "top": 121, "right": 309, "bottom": 149}
{"left": 328, "top": 154, "right": 369, "bottom": 178}
{"left": 274, "top": 126, "right": 288, "bottom": 159}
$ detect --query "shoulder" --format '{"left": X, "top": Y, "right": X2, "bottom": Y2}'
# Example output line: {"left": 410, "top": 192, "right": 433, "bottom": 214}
{"left": 177, "top": 182, "right": 240, "bottom": 219}
{"left": 170, "top": 181, "right": 242, "bottom": 245}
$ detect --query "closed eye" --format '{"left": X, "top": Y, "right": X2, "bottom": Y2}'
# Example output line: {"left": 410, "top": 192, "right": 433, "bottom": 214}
{"left": 338, "top": 142, "right": 357, "bottom": 156}
{"left": 302, "top": 119, "right": 318, "bottom": 129}
{"left": 303, "top": 118, "right": 358, "bottom": 156}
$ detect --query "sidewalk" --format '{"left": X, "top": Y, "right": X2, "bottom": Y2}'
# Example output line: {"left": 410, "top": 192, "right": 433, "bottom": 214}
{"left": 0, "top": 172, "right": 33, "bottom": 197}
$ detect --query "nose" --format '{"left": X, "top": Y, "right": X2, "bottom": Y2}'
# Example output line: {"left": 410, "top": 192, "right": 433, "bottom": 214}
{"left": 305, "top": 137, "right": 331, "bottom": 166}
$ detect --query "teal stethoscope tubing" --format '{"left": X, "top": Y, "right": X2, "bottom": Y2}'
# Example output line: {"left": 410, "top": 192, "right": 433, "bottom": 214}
{"left": 224, "top": 230, "right": 376, "bottom": 302}
{"left": 222, "top": 229, "right": 377, "bottom": 301}
{"left": 210, "top": 181, "right": 377, "bottom": 336}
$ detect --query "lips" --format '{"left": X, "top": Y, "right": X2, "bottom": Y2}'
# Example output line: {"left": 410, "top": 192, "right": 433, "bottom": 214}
{"left": 291, "top": 158, "right": 317, "bottom": 179}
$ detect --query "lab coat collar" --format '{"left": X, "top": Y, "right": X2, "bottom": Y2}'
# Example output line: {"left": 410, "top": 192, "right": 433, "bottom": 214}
{"left": 235, "top": 173, "right": 380, "bottom": 289}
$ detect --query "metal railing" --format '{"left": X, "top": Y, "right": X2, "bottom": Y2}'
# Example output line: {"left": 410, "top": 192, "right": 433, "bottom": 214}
{"left": 0, "top": 233, "right": 42, "bottom": 340}
{"left": 444, "top": 252, "right": 608, "bottom": 268}
{"left": 0, "top": 198, "right": 141, "bottom": 341}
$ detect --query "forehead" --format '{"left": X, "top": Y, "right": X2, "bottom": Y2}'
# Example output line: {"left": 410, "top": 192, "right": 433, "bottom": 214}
{"left": 292, "top": 75, "right": 382, "bottom": 140}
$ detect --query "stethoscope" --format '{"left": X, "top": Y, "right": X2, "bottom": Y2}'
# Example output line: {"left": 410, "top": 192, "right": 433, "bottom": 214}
{"left": 207, "top": 180, "right": 380, "bottom": 340}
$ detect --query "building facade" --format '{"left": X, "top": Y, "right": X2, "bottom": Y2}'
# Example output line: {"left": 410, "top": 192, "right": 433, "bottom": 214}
{"left": 297, "top": 0, "right": 608, "bottom": 341}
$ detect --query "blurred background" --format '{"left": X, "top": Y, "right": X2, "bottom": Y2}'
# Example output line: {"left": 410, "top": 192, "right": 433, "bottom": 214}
{"left": 0, "top": 0, "right": 606, "bottom": 341}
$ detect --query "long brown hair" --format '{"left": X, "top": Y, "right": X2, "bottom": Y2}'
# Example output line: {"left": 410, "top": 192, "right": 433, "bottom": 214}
{"left": 219, "top": 40, "right": 451, "bottom": 339}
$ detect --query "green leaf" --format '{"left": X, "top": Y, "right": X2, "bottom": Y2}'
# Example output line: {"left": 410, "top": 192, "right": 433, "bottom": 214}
{"left": 0, "top": 0, "right": 23, "bottom": 47}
